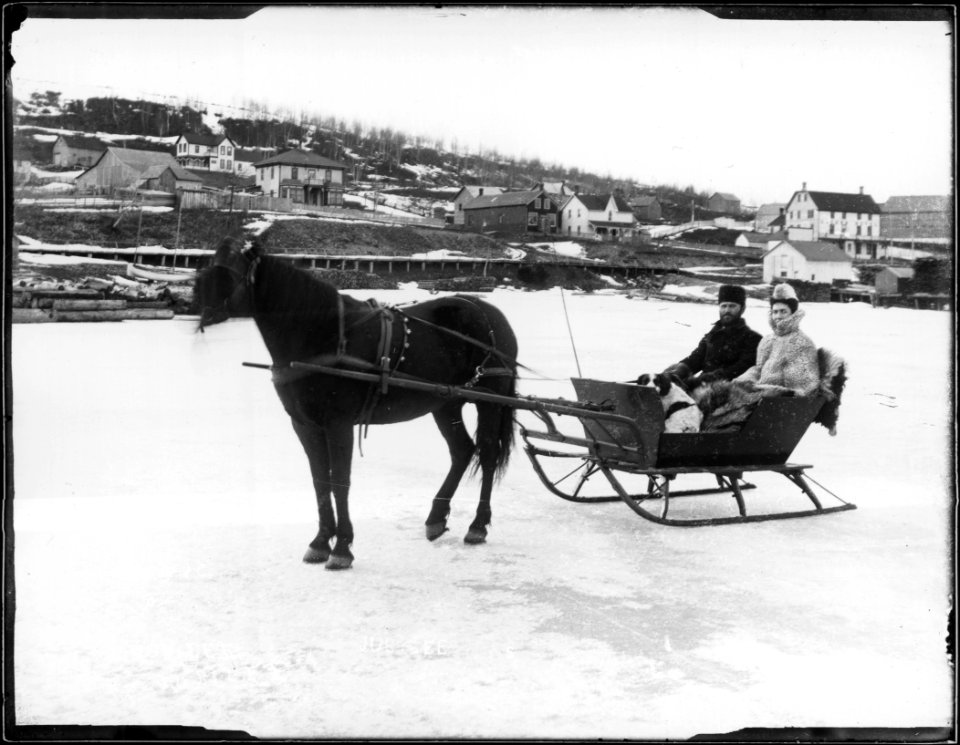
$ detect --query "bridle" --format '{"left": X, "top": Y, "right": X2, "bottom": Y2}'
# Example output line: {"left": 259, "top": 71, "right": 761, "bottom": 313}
{"left": 199, "top": 245, "right": 260, "bottom": 329}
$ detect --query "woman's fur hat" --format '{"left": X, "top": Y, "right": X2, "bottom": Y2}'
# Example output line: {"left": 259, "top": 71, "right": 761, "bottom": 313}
{"left": 718, "top": 284, "right": 746, "bottom": 307}
{"left": 770, "top": 282, "right": 799, "bottom": 313}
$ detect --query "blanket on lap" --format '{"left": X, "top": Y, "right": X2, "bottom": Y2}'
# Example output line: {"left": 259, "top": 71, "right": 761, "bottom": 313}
{"left": 695, "top": 347, "right": 847, "bottom": 434}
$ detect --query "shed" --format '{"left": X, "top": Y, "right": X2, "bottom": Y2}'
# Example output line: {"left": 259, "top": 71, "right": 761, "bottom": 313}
{"left": 874, "top": 267, "right": 915, "bottom": 296}
{"left": 52, "top": 135, "right": 111, "bottom": 168}
{"left": 630, "top": 195, "right": 662, "bottom": 222}
{"left": 138, "top": 164, "right": 205, "bottom": 193}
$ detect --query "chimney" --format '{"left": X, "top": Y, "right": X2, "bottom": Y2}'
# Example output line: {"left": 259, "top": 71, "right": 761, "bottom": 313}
{"left": 859, "top": 186, "right": 864, "bottom": 195}
{"left": 802, "top": 181, "right": 806, "bottom": 191}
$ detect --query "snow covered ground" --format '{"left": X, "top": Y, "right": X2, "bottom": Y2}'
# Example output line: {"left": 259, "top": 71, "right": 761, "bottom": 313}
{"left": 11, "top": 290, "right": 954, "bottom": 738}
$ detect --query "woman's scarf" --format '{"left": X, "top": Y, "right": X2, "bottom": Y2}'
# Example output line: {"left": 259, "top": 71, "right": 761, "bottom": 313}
{"left": 768, "top": 307, "right": 805, "bottom": 336}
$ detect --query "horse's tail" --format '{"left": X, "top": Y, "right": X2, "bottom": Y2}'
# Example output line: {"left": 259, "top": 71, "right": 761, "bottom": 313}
{"left": 472, "top": 368, "right": 517, "bottom": 481}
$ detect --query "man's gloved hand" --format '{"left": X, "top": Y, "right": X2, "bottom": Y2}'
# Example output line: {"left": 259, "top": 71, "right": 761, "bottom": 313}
{"left": 697, "top": 371, "right": 720, "bottom": 385}
{"left": 661, "top": 363, "right": 690, "bottom": 380}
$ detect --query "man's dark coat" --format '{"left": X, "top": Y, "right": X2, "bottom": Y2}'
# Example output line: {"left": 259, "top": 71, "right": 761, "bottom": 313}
{"left": 675, "top": 318, "right": 762, "bottom": 383}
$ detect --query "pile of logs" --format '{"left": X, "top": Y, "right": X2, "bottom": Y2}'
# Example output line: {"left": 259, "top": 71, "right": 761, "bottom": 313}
{"left": 12, "top": 287, "right": 175, "bottom": 323}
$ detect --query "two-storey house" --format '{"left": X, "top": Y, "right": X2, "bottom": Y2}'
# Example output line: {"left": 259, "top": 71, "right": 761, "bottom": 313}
{"left": 451, "top": 185, "right": 505, "bottom": 226}
{"left": 174, "top": 132, "right": 238, "bottom": 173}
{"left": 461, "top": 189, "right": 558, "bottom": 234}
{"left": 560, "top": 193, "right": 637, "bottom": 240}
{"left": 784, "top": 183, "right": 881, "bottom": 259}
{"left": 254, "top": 150, "right": 348, "bottom": 206}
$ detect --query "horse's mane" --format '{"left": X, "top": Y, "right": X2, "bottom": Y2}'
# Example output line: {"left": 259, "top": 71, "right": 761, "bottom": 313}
{"left": 255, "top": 254, "right": 343, "bottom": 322}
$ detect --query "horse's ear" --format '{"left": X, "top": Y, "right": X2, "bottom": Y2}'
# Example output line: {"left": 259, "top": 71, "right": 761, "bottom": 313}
{"left": 248, "top": 237, "right": 265, "bottom": 257}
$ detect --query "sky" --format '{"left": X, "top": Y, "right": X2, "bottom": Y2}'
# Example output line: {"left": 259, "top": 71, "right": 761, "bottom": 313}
{"left": 9, "top": 5, "right": 955, "bottom": 205}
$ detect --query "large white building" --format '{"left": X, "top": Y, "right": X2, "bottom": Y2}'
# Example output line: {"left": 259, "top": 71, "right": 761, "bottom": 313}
{"left": 784, "top": 183, "right": 882, "bottom": 259}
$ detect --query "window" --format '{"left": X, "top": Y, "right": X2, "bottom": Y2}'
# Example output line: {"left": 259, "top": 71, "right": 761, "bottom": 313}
{"left": 867, "top": 225, "right": 872, "bottom": 236}
{"left": 226, "top": 160, "right": 232, "bottom": 171}
{"left": 220, "top": 146, "right": 225, "bottom": 155}
{"left": 291, "top": 167, "right": 298, "bottom": 180}
{"left": 194, "top": 145, "right": 199, "bottom": 154}
{"left": 227, "top": 147, "right": 232, "bottom": 156}
{"left": 325, "top": 170, "right": 332, "bottom": 182}
{"left": 856, "top": 225, "right": 861, "bottom": 236}
{"left": 271, "top": 167, "right": 275, "bottom": 179}
{"left": 528, "top": 212, "right": 538, "bottom": 226}
{"left": 608, "top": 211, "right": 612, "bottom": 221}
{"left": 576, "top": 226, "right": 581, "bottom": 235}
{"left": 807, "top": 210, "right": 814, "bottom": 219}
{"left": 549, "top": 214, "right": 557, "bottom": 227}
{"left": 567, "top": 209, "right": 571, "bottom": 218}
{"left": 829, "top": 223, "right": 835, "bottom": 235}
{"left": 308, "top": 169, "right": 316, "bottom": 180}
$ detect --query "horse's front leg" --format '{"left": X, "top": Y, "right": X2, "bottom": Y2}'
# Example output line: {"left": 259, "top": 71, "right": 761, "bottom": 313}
{"left": 292, "top": 419, "right": 337, "bottom": 564}
{"left": 325, "top": 422, "right": 355, "bottom": 570}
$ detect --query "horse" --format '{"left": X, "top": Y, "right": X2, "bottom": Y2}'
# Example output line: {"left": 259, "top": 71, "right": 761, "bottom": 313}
{"left": 194, "top": 237, "right": 519, "bottom": 570}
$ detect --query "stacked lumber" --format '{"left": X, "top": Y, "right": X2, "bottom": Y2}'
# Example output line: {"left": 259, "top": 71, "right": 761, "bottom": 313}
{"left": 11, "top": 290, "right": 174, "bottom": 323}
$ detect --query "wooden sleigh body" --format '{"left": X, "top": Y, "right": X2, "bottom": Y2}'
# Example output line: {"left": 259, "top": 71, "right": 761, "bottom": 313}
{"left": 519, "top": 379, "right": 856, "bottom": 526}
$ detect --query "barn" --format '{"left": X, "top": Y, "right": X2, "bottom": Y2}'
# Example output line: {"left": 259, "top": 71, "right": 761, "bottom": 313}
{"left": 138, "top": 164, "right": 205, "bottom": 193}
{"left": 75, "top": 147, "right": 179, "bottom": 192}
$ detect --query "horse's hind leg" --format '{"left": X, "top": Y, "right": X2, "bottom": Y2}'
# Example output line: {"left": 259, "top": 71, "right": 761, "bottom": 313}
{"left": 292, "top": 420, "right": 337, "bottom": 564}
{"left": 465, "top": 401, "right": 513, "bottom": 545}
{"left": 425, "top": 402, "right": 475, "bottom": 541}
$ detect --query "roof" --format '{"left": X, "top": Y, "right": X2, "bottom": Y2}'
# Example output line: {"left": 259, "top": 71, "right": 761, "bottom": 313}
{"left": 178, "top": 132, "right": 232, "bottom": 147}
{"left": 463, "top": 189, "right": 543, "bottom": 210}
{"left": 879, "top": 267, "right": 915, "bottom": 279}
{"left": 801, "top": 190, "right": 881, "bottom": 214}
{"left": 588, "top": 220, "right": 636, "bottom": 229}
{"left": 105, "top": 147, "right": 178, "bottom": 171}
{"left": 57, "top": 134, "right": 110, "bottom": 151}
{"left": 769, "top": 213, "right": 786, "bottom": 227}
{"left": 140, "top": 163, "right": 203, "bottom": 181}
{"left": 771, "top": 240, "right": 853, "bottom": 263}
{"left": 631, "top": 195, "right": 660, "bottom": 207}
{"left": 573, "top": 193, "right": 633, "bottom": 212}
{"left": 235, "top": 148, "right": 277, "bottom": 163}
{"left": 710, "top": 192, "right": 739, "bottom": 202}
{"left": 455, "top": 185, "right": 505, "bottom": 200}
{"left": 882, "top": 195, "right": 952, "bottom": 213}
{"left": 254, "top": 150, "right": 347, "bottom": 169}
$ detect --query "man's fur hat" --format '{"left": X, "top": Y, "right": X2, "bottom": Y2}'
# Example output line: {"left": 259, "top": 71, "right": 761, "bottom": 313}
{"left": 717, "top": 284, "right": 746, "bottom": 307}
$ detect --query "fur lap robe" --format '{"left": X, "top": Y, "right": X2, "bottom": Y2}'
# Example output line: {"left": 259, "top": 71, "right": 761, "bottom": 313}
{"left": 695, "top": 347, "right": 848, "bottom": 435}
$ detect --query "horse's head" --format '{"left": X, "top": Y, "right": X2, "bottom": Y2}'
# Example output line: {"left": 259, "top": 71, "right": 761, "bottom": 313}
{"left": 195, "top": 237, "right": 261, "bottom": 330}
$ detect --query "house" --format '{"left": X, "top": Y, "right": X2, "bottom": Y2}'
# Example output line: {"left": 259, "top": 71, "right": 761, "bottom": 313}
{"left": 754, "top": 203, "right": 785, "bottom": 233}
{"left": 451, "top": 185, "right": 505, "bottom": 226}
{"left": 173, "top": 132, "right": 238, "bottom": 172}
{"left": 461, "top": 188, "right": 559, "bottom": 234}
{"left": 254, "top": 149, "right": 348, "bottom": 206}
{"left": 707, "top": 192, "right": 741, "bottom": 214}
{"left": 137, "top": 163, "right": 204, "bottom": 193}
{"left": 736, "top": 231, "right": 787, "bottom": 251}
{"left": 630, "top": 195, "right": 662, "bottom": 222}
{"left": 874, "top": 267, "right": 915, "bottom": 296}
{"left": 559, "top": 193, "right": 637, "bottom": 241}
{"left": 233, "top": 147, "right": 276, "bottom": 177}
{"left": 783, "top": 182, "right": 882, "bottom": 259}
{"left": 762, "top": 240, "right": 856, "bottom": 284}
{"left": 75, "top": 147, "right": 179, "bottom": 191}
{"left": 51, "top": 135, "right": 110, "bottom": 168}
{"left": 880, "top": 195, "right": 952, "bottom": 242}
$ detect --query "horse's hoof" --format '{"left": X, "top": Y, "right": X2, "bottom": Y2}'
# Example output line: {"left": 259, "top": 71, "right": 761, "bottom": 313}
{"left": 303, "top": 547, "right": 330, "bottom": 564}
{"left": 464, "top": 528, "right": 487, "bottom": 545}
{"left": 325, "top": 554, "right": 354, "bottom": 570}
{"left": 425, "top": 522, "right": 449, "bottom": 541}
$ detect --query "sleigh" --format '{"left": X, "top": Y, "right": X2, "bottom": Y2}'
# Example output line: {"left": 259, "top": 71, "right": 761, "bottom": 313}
{"left": 518, "top": 378, "right": 856, "bottom": 526}
{"left": 281, "top": 358, "right": 855, "bottom": 527}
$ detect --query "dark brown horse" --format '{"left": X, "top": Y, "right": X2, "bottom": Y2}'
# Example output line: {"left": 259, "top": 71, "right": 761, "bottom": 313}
{"left": 194, "top": 238, "right": 518, "bottom": 569}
